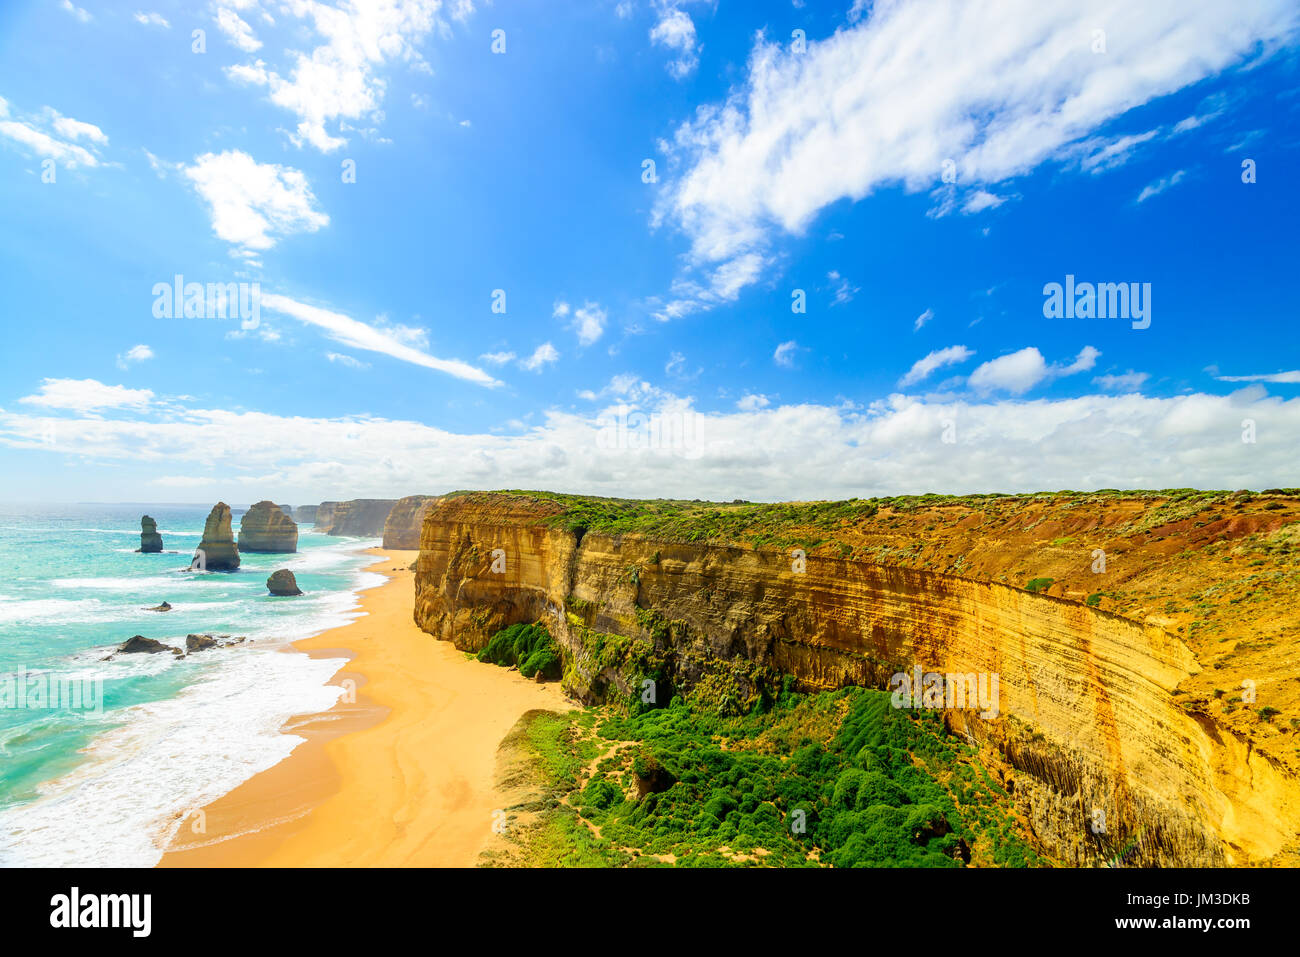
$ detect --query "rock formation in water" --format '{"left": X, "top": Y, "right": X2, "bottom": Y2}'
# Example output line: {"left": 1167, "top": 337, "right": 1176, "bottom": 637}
{"left": 137, "top": 515, "right": 163, "bottom": 553}
{"left": 237, "top": 500, "right": 299, "bottom": 553}
{"left": 267, "top": 569, "right": 302, "bottom": 596}
{"left": 118, "top": 635, "right": 173, "bottom": 654}
{"left": 382, "top": 495, "right": 440, "bottom": 548}
{"left": 313, "top": 502, "right": 338, "bottom": 530}
{"left": 322, "top": 499, "right": 397, "bottom": 536}
{"left": 186, "top": 634, "right": 218, "bottom": 653}
{"left": 411, "top": 490, "right": 1300, "bottom": 867}
{"left": 295, "top": 504, "right": 318, "bottom": 525}
{"left": 144, "top": 601, "right": 171, "bottom": 612}
{"left": 193, "top": 502, "right": 240, "bottom": 571}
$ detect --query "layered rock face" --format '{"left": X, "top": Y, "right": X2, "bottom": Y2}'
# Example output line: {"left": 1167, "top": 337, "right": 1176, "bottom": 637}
{"left": 413, "top": 493, "right": 1300, "bottom": 867}
{"left": 194, "top": 502, "right": 240, "bottom": 571}
{"left": 237, "top": 500, "right": 299, "bottom": 553}
{"left": 313, "top": 502, "right": 339, "bottom": 530}
{"left": 137, "top": 515, "right": 163, "bottom": 553}
{"left": 294, "top": 505, "right": 318, "bottom": 525}
{"left": 323, "top": 499, "right": 397, "bottom": 536}
{"left": 382, "top": 495, "right": 440, "bottom": 548}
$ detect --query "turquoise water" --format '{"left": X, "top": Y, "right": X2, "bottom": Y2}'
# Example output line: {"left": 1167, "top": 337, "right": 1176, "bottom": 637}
{"left": 0, "top": 504, "right": 382, "bottom": 866}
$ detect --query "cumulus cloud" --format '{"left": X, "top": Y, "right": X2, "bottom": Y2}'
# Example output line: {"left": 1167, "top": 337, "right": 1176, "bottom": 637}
{"left": 4, "top": 386, "right": 1299, "bottom": 501}
{"left": 899, "top": 345, "right": 974, "bottom": 388}
{"left": 520, "top": 342, "right": 560, "bottom": 372}
{"left": 650, "top": 6, "right": 699, "bottom": 79}
{"left": 655, "top": 0, "right": 1300, "bottom": 310}
{"left": 773, "top": 340, "right": 798, "bottom": 368}
{"left": 968, "top": 346, "right": 1098, "bottom": 395}
{"left": 569, "top": 302, "right": 607, "bottom": 346}
{"left": 183, "top": 150, "right": 329, "bottom": 256}
{"left": 215, "top": 6, "right": 262, "bottom": 52}
{"left": 116, "top": 344, "right": 155, "bottom": 370}
{"left": 18, "top": 379, "right": 153, "bottom": 413}
{"left": 222, "top": 0, "right": 476, "bottom": 152}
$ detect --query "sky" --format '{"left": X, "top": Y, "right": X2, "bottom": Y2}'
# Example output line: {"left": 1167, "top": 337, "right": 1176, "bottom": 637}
{"left": 0, "top": 0, "right": 1297, "bottom": 504}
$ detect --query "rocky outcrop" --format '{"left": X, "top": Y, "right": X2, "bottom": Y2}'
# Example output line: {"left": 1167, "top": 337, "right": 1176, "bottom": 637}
{"left": 118, "top": 635, "right": 173, "bottom": 654}
{"left": 383, "top": 495, "right": 440, "bottom": 548}
{"left": 193, "top": 502, "right": 240, "bottom": 571}
{"left": 144, "top": 601, "right": 171, "bottom": 612}
{"left": 237, "top": 500, "right": 299, "bottom": 553}
{"left": 323, "top": 499, "right": 397, "bottom": 537}
{"left": 267, "top": 569, "right": 302, "bottom": 596}
{"left": 412, "top": 492, "right": 1300, "bottom": 867}
{"left": 185, "top": 634, "right": 218, "bottom": 654}
{"left": 313, "top": 502, "right": 339, "bottom": 530}
{"left": 137, "top": 515, "right": 163, "bottom": 553}
{"left": 294, "top": 505, "right": 318, "bottom": 525}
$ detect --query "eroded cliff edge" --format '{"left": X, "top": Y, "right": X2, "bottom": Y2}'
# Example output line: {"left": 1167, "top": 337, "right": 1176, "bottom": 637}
{"left": 413, "top": 491, "right": 1300, "bottom": 866}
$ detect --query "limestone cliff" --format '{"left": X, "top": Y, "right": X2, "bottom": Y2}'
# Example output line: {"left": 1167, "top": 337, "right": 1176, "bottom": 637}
{"left": 194, "top": 502, "right": 240, "bottom": 571}
{"left": 323, "top": 498, "right": 397, "bottom": 537}
{"left": 237, "top": 500, "right": 299, "bottom": 553}
{"left": 294, "top": 505, "right": 318, "bottom": 525}
{"left": 313, "top": 502, "right": 339, "bottom": 531}
{"left": 413, "top": 491, "right": 1300, "bottom": 867}
{"left": 382, "top": 495, "right": 440, "bottom": 548}
{"left": 137, "top": 515, "right": 162, "bottom": 553}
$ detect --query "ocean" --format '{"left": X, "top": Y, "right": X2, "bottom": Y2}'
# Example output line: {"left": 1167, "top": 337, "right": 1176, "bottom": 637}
{"left": 0, "top": 504, "right": 383, "bottom": 867}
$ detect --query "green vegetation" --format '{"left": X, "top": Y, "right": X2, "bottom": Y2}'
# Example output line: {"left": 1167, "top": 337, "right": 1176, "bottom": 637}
{"left": 491, "top": 686, "right": 1044, "bottom": 868}
{"left": 1025, "top": 578, "right": 1055, "bottom": 594}
{"left": 476, "top": 622, "right": 562, "bottom": 680}
{"left": 1085, "top": 592, "right": 1103, "bottom": 607}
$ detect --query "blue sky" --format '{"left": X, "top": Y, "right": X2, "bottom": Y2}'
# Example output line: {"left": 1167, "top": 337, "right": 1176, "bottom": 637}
{"left": 0, "top": 0, "right": 1298, "bottom": 503}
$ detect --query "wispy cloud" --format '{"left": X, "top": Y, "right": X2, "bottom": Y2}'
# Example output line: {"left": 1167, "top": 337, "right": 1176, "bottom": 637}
{"left": 262, "top": 293, "right": 499, "bottom": 386}
{"left": 899, "top": 345, "right": 974, "bottom": 388}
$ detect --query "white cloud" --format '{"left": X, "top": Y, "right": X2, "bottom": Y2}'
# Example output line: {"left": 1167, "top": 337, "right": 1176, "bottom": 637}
{"left": 657, "top": 0, "right": 1300, "bottom": 306}
{"left": 569, "top": 302, "right": 607, "bottom": 346}
{"left": 520, "top": 342, "right": 560, "bottom": 372}
{"left": 215, "top": 6, "right": 262, "bottom": 52}
{"left": 116, "top": 344, "right": 155, "bottom": 369}
{"left": 1216, "top": 370, "right": 1300, "bottom": 384}
{"left": 134, "top": 11, "right": 171, "bottom": 28}
{"left": 963, "top": 189, "right": 1006, "bottom": 214}
{"left": 479, "top": 351, "right": 516, "bottom": 365}
{"left": 913, "top": 308, "right": 935, "bottom": 332}
{"left": 222, "top": 0, "right": 475, "bottom": 152}
{"left": 61, "top": 1, "right": 91, "bottom": 23}
{"left": 552, "top": 301, "right": 571, "bottom": 319}
{"left": 736, "top": 393, "right": 770, "bottom": 411}
{"left": 774, "top": 340, "right": 798, "bottom": 368}
{"left": 968, "top": 345, "right": 1098, "bottom": 394}
{"left": 1137, "top": 169, "right": 1187, "bottom": 202}
{"left": 326, "top": 352, "right": 370, "bottom": 368}
{"left": 828, "top": 270, "right": 859, "bottom": 306}
{"left": 261, "top": 293, "right": 499, "bottom": 386}
{"left": 650, "top": 7, "right": 699, "bottom": 79}
{"left": 19, "top": 379, "right": 152, "bottom": 413}
{"left": 5, "top": 387, "right": 1300, "bottom": 501}
{"left": 183, "top": 150, "right": 329, "bottom": 254}
{"left": 899, "top": 345, "right": 974, "bottom": 387}
{"left": 0, "top": 104, "right": 107, "bottom": 169}
{"left": 1094, "top": 370, "right": 1149, "bottom": 391}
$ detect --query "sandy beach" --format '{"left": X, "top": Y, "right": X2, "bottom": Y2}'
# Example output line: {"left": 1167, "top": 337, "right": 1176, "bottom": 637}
{"left": 160, "top": 548, "right": 571, "bottom": 867}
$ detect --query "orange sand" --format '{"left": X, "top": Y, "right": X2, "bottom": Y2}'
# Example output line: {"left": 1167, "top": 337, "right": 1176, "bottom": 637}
{"left": 160, "top": 548, "right": 570, "bottom": 867}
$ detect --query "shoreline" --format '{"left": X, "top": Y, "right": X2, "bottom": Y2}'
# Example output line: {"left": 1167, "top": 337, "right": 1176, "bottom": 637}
{"left": 160, "top": 547, "right": 572, "bottom": 867}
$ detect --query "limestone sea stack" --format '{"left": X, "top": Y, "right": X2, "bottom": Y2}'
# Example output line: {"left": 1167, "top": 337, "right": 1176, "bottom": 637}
{"left": 137, "top": 515, "right": 163, "bottom": 553}
{"left": 238, "top": 500, "right": 299, "bottom": 553}
{"left": 267, "top": 569, "right": 302, "bottom": 596}
{"left": 294, "top": 504, "right": 318, "bottom": 525}
{"left": 382, "top": 495, "right": 440, "bottom": 548}
{"left": 193, "top": 502, "right": 240, "bottom": 571}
